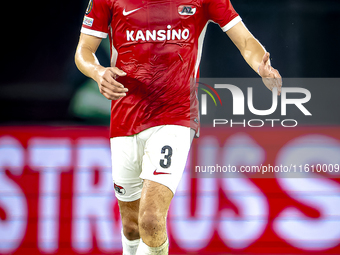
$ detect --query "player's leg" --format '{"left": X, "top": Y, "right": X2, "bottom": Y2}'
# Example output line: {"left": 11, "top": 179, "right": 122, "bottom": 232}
{"left": 136, "top": 125, "right": 194, "bottom": 254}
{"left": 119, "top": 199, "right": 140, "bottom": 240}
{"left": 118, "top": 199, "right": 140, "bottom": 255}
{"left": 138, "top": 180, "right": 173, "bottom": 247}
{"left": 110, "top": 136, "right": 144, "bottom": 255}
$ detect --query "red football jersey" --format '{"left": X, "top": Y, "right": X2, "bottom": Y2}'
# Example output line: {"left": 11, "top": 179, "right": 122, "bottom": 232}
{"left": 81, "top": 0, "right": 241, "bottom": 138}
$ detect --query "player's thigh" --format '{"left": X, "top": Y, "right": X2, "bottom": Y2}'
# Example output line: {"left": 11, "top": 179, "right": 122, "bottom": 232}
{"left": 110, "top": 135, "right": 144, "bottom": 202}
{"left": 140, "top": 125, "right": 195, "bottom": 194}
{"left": 140, "top": 179, "right": 173, "bottom": 214}
{"left": 138, "top": 179, "right": 173, "bottom": 241}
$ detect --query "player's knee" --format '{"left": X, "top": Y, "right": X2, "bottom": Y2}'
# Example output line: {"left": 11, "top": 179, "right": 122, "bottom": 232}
{"left": 122, "top": 219, "right": 139, "bottom": 240}
{"left": 139, "top": 209, "right": 164, "bottom": 237}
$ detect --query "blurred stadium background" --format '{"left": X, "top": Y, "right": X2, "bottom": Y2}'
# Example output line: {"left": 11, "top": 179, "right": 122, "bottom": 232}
{"left": 1, "top": 0, "right": 340, "bottom": 254}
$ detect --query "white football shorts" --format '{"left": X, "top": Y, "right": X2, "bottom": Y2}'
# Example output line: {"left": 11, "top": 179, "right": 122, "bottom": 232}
{"left": 110, "top": 125, "right": 195, "bottom": 202}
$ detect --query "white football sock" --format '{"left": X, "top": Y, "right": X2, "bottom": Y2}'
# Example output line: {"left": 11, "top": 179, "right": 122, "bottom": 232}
{"left": 122, "top": 229, "right": 140, "bottom": 255}
{"left": 135, "top": 238, "right": 169, "bottom": 255}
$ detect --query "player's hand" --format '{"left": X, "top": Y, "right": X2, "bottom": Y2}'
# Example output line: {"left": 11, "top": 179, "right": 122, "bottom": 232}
{"left": 95, "top": 66, "right": 128, "bottom": 100}
{"left": 258, "top": 52, "right": 282, "bottom": 96}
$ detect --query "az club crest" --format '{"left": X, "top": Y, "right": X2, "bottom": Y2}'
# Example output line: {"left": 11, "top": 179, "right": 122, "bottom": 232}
{"left": 114, "top": 183, "right": 126, "bottom": 195}
{"left": 178, "top": 5, "right": 197, "bottom": 16}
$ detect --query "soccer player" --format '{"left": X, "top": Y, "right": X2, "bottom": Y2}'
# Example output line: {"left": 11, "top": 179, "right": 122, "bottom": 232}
{"left": 75, "top": 0, "right": 282, "bottom": 254}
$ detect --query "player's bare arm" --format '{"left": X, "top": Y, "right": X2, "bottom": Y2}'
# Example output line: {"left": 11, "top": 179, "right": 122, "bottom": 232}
{"left": 75, "top": 33, "right": 128, "bottom": 100}
{"left": 226, "top": 21, "right": 282, "bottom": 95}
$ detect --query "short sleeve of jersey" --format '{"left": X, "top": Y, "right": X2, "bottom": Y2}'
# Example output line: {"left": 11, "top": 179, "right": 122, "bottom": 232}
{"left": 81, "top": 0, "right": 111, "bottom": 38}
{"left": 205, "top": 0, "right": 242, "bottom": 32}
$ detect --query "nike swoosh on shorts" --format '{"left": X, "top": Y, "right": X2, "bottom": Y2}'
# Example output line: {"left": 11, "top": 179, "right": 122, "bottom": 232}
{"left": 153, "top": 169, "right": 171, "bottom": 175}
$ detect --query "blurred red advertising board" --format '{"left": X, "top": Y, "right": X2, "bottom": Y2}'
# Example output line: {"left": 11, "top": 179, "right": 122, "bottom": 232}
{"left": 0, "top": 126, "right": 339, "bottom": 255}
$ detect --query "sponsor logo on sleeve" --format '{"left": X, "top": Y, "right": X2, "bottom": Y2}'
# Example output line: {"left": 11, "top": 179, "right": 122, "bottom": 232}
{"left": 83, "top": 16, "right": 94, "bottom": 27}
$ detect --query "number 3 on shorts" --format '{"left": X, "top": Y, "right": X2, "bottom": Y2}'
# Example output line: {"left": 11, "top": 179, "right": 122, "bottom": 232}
{"left": 160, "top": 145, "right": 173, "bottom": 168}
